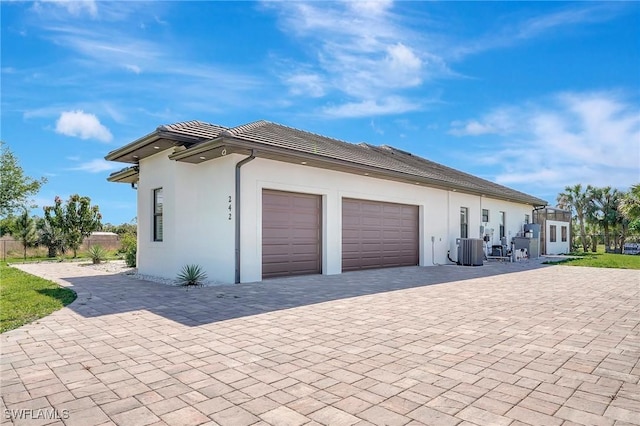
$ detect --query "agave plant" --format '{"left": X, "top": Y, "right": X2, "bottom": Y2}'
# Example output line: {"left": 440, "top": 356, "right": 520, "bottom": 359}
{"left": 176, "top": 264, "right": 207, "bottom": 287}
{"left": 88, "top": 245, "right": 107, "bottom": 264}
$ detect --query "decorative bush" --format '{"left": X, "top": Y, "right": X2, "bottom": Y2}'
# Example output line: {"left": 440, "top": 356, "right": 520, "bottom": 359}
{"left": 88, "top": 245, "right": 107, "bottom": 264}
{"left": 119, "top": 233, "right": 137, "bottom": 254}
{"left": 125, "top": 246, "right": 136, "bottom": 267}
{"left": 176, "top": 264, "right": 207, "bottom": 287}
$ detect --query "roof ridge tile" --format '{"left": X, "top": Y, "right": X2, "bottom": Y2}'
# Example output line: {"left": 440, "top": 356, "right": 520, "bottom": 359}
{"left": 222, "top": 120, "right": 269, "bottom": 136}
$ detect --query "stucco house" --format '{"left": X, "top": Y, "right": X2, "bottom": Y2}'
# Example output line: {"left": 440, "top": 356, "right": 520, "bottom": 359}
{"left": 105, "top": 120, "right": 547, "bottom": 283}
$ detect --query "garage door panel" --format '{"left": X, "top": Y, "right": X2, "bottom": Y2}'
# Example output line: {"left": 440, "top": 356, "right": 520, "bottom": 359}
{"left": 291, "top": 228, "right": 318, "bottom": 239}
{"left": 382, "top": 217, "right": 402, "bottom": 227}
{"left": 292, "top": 211, "right": 318, "bottom": 221}
{"left": 342, "top": 198, "right": 418, "bottom": 272}
{"left": 361, "top": 203, "right": 382, "bottom": 213}
{"left": 290, "top": 243, "right": 320, "bottom": 254}
{"left": 262, "top": 228, "right": 291, "bottom": 239}
{"left": 262, "top": 190, "right": 321, "bottom": 279}
{"left": 382, "top": 229, "right": 401, "bottom": 238}
{"left": 361, "top": 230, "right": 382, "bottom": 239}
{"left": 263, "top": 245, "right": 294, "bottom": 256}
{"left": 361, "top": 242, "right": 383, "bottom": 251}
{"left": 361, "top": 216, "right": 382, "bottom": 226}
{"left": 342, "top": 232, "right": 360, "bottom": 241}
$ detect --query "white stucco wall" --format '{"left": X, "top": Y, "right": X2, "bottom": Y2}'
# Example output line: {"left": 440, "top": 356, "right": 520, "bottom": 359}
{"left": 546, "top": 219, "right": 570, "bottom": 255}
{"left": 239, "top": 157, "right": 535, "bottom": 283}
{"left": 137, "top": 152, "right": 539, "bottom": 283}
{"left": 137, "top": 150, "right": 236, "bottom": 283}
{"left": 137, "top": 151, "right": 177, "bottom": 280}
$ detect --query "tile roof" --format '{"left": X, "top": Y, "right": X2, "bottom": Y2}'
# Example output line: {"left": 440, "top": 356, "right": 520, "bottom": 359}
{"left": 117, "top": 119, "right": 547, "bottom": 205}
{"left": 159, "top": 120, "right": 228, "bottom": 140}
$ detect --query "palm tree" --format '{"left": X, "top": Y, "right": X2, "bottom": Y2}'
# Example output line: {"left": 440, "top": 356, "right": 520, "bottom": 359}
{"left": 557, "top": 184, "right": 591, "bottom": 252}
{"left": 619, "top": 184, "right": 640, "bottom": 252}
{"left": 588, "top": 186, "right": 622, "bottom": 252}
{"left": 37, "top": 217, "right": 65, "bottom": 257}
{"left": 620, "top": 184, "right": 640, "bottom": 221}
{"left": 585, "top": 222, "right": 599, "bottom": 253}
{"left": 13, "top": 208, "right": 38, "bottom": 259}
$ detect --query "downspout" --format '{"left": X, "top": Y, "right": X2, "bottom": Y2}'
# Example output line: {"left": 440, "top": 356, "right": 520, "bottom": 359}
{"left": 235, "top": 150, "right": 256, "bottom": 284}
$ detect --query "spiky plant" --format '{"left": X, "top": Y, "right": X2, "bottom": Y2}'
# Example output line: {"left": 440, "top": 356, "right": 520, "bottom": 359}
{"left": 176, "top": 264, "right": 207, "bottom": 287}
{"left": 88, "top": 245, "right": 107, "bottom": 264}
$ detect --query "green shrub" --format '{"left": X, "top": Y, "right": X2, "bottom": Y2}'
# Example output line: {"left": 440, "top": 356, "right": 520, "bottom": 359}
{"left": 119, "top": 233, "right": 136, "bottom": 254}
{"left": 88, "top": 245, "right": 107, "bottom": 264}
{"left": 176, "top": 264, "right": 207, "bottom": 287}
{"left": 125, "top": 246, "right": 136, "bottom": 267}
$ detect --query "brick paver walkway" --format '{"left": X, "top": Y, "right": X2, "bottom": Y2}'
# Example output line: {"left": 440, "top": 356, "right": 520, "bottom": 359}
{"left": 1, "top": 261, "right": 639, "bottom": 425}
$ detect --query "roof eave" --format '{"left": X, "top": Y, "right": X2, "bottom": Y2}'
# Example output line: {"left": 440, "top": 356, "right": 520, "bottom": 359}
{"left": 167, "top": 138, "right": 230, "bottom": 162}
{"left": 172, "top": 137, "right": 547, "bottom": 206}
{"left": 104, "top": 129, "right": 204, "bottom": 164}
{"left": 107, "top": 166, "right": 139, "bottom": 183}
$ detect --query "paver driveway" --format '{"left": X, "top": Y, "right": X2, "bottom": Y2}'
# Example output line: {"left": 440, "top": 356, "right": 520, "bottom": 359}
{"left": 1, "top": 261, "right": 639, "bottom": 426}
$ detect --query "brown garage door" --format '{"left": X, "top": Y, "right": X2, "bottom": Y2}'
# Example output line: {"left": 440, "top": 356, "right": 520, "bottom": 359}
{"left": 342, "top": 199, "right": 418, "bottom": 271}
{"left": 262, "top": 190, "right": 322, "bottom": 279}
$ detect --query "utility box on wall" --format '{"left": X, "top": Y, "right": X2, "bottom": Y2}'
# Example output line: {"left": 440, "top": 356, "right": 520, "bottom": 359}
{"left": 523, "top": 223, "right": 541, "bottom": 258}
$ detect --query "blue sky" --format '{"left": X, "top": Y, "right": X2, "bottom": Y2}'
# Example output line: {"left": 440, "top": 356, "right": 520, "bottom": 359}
{"left": 2, "top": 1, "right": 639, "bottom": 225}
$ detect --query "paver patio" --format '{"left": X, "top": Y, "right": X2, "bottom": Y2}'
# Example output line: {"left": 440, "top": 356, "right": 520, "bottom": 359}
{"left": 1, "top": 261, "right": 639, "bottom": 425}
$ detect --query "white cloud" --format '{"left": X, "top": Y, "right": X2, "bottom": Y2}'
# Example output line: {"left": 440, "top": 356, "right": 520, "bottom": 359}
{"left": 449, "top": 120, "right": 496, "bottom": 136}
{"left": 33, "top": 0, "right": 153, "bottom": 21}
{"left": 345, "top": 0, "right": 393, "bottom": 17}
{"left": 370, "top": 120, "right": 384, "bottom": 135}
{"left": 323, "top": 97, "right": 421, "bottom": 118}
{"left": 123, "top": 64, "right": 141, "bottom": 74}
{"left": 384, "top": 43, "right": 422, "bottom": 87}
{"left": 450, "top": 3, "right": 626, "bottom": 59}
{"left": 47, "top": 26, "right": 162, "bottom": 71}
{"left": 69, "top": 159, "right": 120, "bottom": 173}
{"left": 449, "top": 108, "right": 518, "bottom": 136}
{"left": 516, "top": 4, "right": 620, "bottom": 40}
{"left": 55, "top": 110, "right": 113, "bottom": 142}
{"left": 41, "top": 25, "right": 262, "bottom": 101}
{"left": 451, "top": 91, "right": 640, "bottom": 190}
{"left": 267, "top": 1, "right": 441, "bottom": 116}
{"left": 36, "top": 0, "right": 98, "bottom": 18}
{"left": 285, "top": 73, "right": 326, "bottom": 97}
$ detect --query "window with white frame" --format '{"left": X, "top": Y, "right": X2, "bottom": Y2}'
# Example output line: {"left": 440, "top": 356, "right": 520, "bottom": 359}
{"left": 524, "top": 214, "right": 530, "bottom": 224}
{"left": 561, "top": 226, "right": 567, "bottom": 242}
{"left": 460, "top": 207, "right": 469, "bottom": 238}
{"left": 482, "top": 209, "right": 489, "bottom": 223}
{"left": 550, "top": 225, "right": 557, "bottom": 242}
{"left": 153, "top": 188, "right": 163, "bottom": 242}
{"left": 499, "top": 211, "right": 506, "bottom": 239}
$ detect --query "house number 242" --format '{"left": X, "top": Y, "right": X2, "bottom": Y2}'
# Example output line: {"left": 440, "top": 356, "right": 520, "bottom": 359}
{"left": 228, "top": 196, "right": 232, "bottom": 220}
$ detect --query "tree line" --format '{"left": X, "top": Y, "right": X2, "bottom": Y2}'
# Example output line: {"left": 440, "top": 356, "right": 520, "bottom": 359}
{"left": 3, "top": 195, "right": 102, "bottom": 259}
{"left": 557, "top": 183, "right": 640, "bottom": 253}
{"left": 1, "top": 142, "right": 104, "bottom": 258}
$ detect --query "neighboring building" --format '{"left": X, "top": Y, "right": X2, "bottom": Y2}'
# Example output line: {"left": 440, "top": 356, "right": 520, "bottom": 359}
{"left": 532, "top": 207, "right": 571, "bottom": 255}
{"left": 106, "top": 120, "right": 547, "bottom": 283}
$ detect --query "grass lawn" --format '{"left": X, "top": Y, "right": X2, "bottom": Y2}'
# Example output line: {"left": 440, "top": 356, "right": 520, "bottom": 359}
{"left": 544, "top": 252, "right": 640, "bottom": 269}
{"left": 0, "top": 263, "right": 76, "bottom": 333}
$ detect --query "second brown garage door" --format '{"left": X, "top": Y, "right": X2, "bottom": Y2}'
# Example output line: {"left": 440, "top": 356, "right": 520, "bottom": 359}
{"left": 342, "top": 199, "right": 419, "bottom": 271}
{"left": 262, "top": 190, "right": 322, "bottom": 279}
